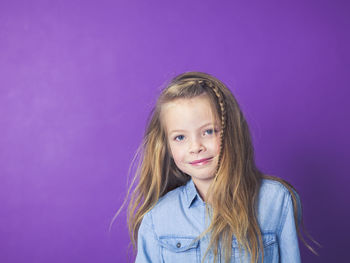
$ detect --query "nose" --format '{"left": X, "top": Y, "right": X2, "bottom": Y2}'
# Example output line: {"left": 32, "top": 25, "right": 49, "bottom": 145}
{"left": 189, "top": 137, "right": 206, "bottom": 154}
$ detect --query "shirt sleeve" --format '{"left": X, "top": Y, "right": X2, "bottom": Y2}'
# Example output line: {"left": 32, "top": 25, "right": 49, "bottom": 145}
{"left": 278, "top": 190, "right": 302, "bottom": 263}
{"left": 135, "top": 211, "right": 161, "bottom": 263}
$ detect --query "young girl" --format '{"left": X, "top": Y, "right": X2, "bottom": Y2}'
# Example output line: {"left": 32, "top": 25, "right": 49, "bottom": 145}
{"left": 114, "top": 72, "right": 315, "bottom": 262}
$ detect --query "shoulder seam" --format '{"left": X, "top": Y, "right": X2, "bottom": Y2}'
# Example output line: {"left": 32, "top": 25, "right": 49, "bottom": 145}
{"left": 147, "top": 210, "right": 160, "bottom": 242}
{"left": 262, "top": 179, "right": 292, "bottom": 196}
{"left": 277, "top": 190, "right": 292, "bottom": 236}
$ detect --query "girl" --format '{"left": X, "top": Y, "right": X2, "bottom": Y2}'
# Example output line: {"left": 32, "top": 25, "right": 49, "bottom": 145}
{"left": 113, "top": 72, "right": 316, "bottom": 262}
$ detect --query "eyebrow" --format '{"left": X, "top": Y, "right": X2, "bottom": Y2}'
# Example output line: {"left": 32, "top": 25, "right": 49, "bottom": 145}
{"left": 168, "top": 122, "right": 217, "bottom": 135}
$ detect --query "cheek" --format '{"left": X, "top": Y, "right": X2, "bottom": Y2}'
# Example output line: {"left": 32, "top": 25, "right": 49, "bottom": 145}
{"left": 216, "top": 138, "right": 222, "bottom": 153}
{"left": 171, "top": 145, "right": 186, "bottom": 167}
{"left": 169, "top": 144, "right": 184, "bottom": 162}
{"left": 209, "top": 137, "right": 221, "bottom": 154}
{"left": 173, "top": 149, "right": 185, "bottom": 163}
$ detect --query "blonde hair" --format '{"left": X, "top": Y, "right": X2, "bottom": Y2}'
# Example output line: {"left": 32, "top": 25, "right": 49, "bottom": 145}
{"left": 111, "top": 72, "right": 318, "bottom": 263}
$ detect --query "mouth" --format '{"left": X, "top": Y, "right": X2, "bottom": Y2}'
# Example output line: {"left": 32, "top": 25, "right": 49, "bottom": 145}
{"left": 189, "top": 157, "right": 213, "bottom": 166}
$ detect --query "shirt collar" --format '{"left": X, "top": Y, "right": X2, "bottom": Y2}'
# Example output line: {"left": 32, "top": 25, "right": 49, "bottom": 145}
{"left": 184, "top": 178, "right": 204, "bottom": 208}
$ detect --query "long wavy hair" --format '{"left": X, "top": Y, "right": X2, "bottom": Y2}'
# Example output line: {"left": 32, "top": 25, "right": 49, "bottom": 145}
{"left": 111, "top": 72, "right": 317, "bottom": 263}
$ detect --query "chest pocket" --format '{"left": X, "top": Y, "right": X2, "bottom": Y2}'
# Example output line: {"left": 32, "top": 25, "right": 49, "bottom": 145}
{"left": 159, "top": 236, "right": 199, "bottom": 263}
{"left": 232, "top": 233, "right": 279, "bottom": 263}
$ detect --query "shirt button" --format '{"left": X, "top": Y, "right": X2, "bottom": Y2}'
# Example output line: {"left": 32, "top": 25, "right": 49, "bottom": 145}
{"left": 176, "top": 242, "right": 181, "bottom": 248}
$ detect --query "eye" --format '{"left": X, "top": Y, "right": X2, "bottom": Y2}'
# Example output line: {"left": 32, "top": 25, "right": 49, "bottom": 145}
{"left": 204, "top": 129, "right": 215, "bottom": 135}
{"left": 174, "top": 135, "right": 185, "bottom": 141}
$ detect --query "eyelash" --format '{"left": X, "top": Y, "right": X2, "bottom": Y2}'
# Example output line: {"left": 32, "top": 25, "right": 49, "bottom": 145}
{"left": 174, "top": 135, "right": 185, "bottom": 141}
{"left": 204, "top": 129, "right": 215, "bottom": 135}
{"left": 173, "top": 129, "right": 217, "bottom": 141}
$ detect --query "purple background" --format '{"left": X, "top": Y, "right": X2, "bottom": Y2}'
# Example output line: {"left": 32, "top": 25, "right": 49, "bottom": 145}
{"left": 1, "top": 0, "right": 349, "bottom": 262}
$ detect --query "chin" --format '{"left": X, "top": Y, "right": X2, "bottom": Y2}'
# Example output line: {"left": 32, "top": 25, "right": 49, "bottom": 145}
{"left": 190, "top": 172, "right": 216, "bottom": 181}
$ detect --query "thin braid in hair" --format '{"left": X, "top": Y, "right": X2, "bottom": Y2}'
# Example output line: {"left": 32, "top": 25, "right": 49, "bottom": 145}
{"left": 198, "top": 79, "right": 227, "bottom": 176}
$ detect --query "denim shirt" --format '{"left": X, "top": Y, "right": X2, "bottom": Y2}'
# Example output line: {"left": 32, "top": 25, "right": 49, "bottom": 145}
{"left": 135, "top": 178, "right": 301, "bottom": 263}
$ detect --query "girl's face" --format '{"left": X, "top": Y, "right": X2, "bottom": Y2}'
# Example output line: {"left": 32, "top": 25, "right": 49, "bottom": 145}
{"left": 162, "top": 94, "right": 221, "bottom": 185}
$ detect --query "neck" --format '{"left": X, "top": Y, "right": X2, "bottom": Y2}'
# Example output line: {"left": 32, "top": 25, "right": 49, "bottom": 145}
{"left": 191, "top": 178, "right": 214, "bottom": 203}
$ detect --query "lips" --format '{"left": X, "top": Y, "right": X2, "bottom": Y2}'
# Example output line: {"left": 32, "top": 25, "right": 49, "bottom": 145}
{"left": 190, "top": 157, "right": 213, "bottom": 165}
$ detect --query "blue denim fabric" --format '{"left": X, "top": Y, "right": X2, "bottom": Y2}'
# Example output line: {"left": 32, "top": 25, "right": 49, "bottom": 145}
{"left": 135, "top": 178, "right": 301, "bottom": 263}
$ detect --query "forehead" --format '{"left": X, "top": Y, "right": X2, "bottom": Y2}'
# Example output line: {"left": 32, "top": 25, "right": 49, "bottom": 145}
{"left": 161, "top": 95, "right": 219, "bottom": 132}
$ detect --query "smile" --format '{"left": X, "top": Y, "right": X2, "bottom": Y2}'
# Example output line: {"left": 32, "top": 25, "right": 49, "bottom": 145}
{"left": 189, "top": 157, "right": 213, "bottom": 166}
